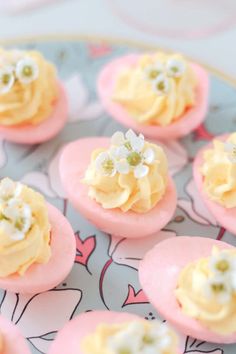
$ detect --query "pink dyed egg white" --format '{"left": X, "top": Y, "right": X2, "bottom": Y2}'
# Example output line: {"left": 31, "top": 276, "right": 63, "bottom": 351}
{"left": 49, "top": 311, "right": 181, "bottom": 354}
{"left": 0, "top": 315, "right": 30, "bottom": 353}
{"left": 59, "top": 137, "right": 177, "bottom": 238}
{"left": 0, "top": 82, "right": 68, "bottom": 144}
{"left": 193, "top": 134, "right": 236, "bottom": 235}
{"left": 97, "top": 54, "right": 209, "bottom": 140}
{"left": 0, "top": 203, "right": 76, "bottom": 294}
{"left": 139, "top": 236, "right": 236, "bottom": 344}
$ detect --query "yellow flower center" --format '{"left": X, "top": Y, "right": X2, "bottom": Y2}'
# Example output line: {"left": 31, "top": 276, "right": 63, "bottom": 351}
{"left": 118, "top": 349, "right": 131, "bottom": 354}
{"left": 102, "top": 159, "right": 114, "bottom": 174}
{"left": 211, "top": 283, "right": 225, "bottom": 293}
{"left": 143, "top": 334, "right": 154, "bottom": 344}
{"left": 127, "top": 152, "right": 142, "bottom": 166}
{"left": 216, "top": 260, "right": 230, "bottom": 272}
{"left": 149, "top": 70, "right": 159, "bottom": 80}
{"left": 124, "top": 141, "right": 132, "bottom": 151}
{"left": 156, "top": 81, "right": 165, "bottom": 92}
{"left": 23, "top": 65, "right": 33, "bottom": 77}
{"left": 2, "top": 73, "right": 11, "bottom": 85}
{"left": 15, "top": 217, "right": 25, "bottom": 231}
{"left": 232, "top": 147, "right": 236, "bottom": 157}
{"left": 171, "top": 66, "right": 178, "bottom": 74}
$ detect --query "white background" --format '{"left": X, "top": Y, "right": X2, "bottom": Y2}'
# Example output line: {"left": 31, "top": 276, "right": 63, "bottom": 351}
{"left": 0, "top": 0, "right": 235, "bottom": 79}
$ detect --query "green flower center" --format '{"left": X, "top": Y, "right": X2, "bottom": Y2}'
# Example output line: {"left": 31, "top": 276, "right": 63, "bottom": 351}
{"left": 231, "top": 148, "right": 236, "bottom": 156}
{"left": 149, "top": 70, "right": 159, "bottom": 79}
{"left": 2, "top": 73, "right": 11, "bottom": 85}
{"left": 118, "top": 349, "right": 131, "bottom": 354}
{"left": 15, "top": 217, "right": 25, "bottom": 231}
{"left": 216, "top": 260, "right": 230, "bottom": 272}
{"left": 102, "top": 159, "right": 114, "bottom": 174}
{"left": 124, "top": 141, "right": 132, "bottom": 151}
{"left": 23, "top": 65, "right": 33, "bottom": 77}
{"left": 171, "top": 66, "right": 178, "bottom": 73}
{"left": 156, "top": 81, "right": 166, "bottom": 92}
{"left": 211, "top": 283, "right": 225, "bottom": 293}
{"left": 143, "top": 334, "right": 154, "bottom": 345}
{"left": 127, "top": 152, "right": 142, "bottom": 166}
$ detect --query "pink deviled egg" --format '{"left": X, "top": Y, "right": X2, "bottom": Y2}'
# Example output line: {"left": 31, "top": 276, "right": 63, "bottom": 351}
{"left": 49, "top": 311, "right": 181, "bottom": 354}
{"left": 0, "top": 315, "right": 30, "bottom": 353}
{"left": 193, "top": 133, "right": 236, "bottom": 235}
{"left": 139, "top": 236, "right": 236, "bottom": 344}
{"left": 0, "top": 47, "right": 67, "bottom": 144}
{"left": 0, "top": 178, "right": 76, "bottom": 294}
{"left": 60, "top": 130, "right": 177, "bottom": 238}
{"left": 97, "top": 52, "right": 209, "bottom": 140}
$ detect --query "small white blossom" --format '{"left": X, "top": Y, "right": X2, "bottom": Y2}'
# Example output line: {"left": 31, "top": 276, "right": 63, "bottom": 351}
{"left": 0, "top": 178, "right": 22, "bottom": 201}
{"left": 97, "top": 130, "right": 156, "bottom": 179}
{"left": 0, "top": 198, "right": 32, "bottom": 241}
{"left": 209, "top": 250, "right": 236, "bottom": 276}
{"left": 107, "top": 321, "right": 175, "bottom": 354}
{"left": 152, "top": 74, "right": 169, "bottom": 95}
{"left": 0, "top": 66, "right": 15, "bottom": 94}
{"left": 111, "top": 129, "right": 145, "bottom": 152}
{"left": 0, "top": 178, "right": 32, "bottom": 241}
{"left": 224, "top": 141, "right": 236, "bottom": 164}
{"left": 141, "top": 322, "right": 172, "bottom": 352}
{"left": 112, "top": 130, "right": 155, "bottom": 179}
{"left": 204, "top": 275, "right": 232, "bottom": 304}
{"left": 166, "top": 58, "right": 185, "bottom": 78}
{"left": 95, "top": 151, "right": 117, "bottom": 177}
{"left": 107, "top": 321, "right": 144, "bottom": 353}
{"left": 15, "top": 57, "right": 39, "bottom": 84}
{"left": 145, "top": 61, "right": 165, "bottom": 81}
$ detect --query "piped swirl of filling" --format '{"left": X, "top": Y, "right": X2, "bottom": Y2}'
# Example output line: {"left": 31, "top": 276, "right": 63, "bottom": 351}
{"left": 176, "top": 246, "right": 236, "bottom": 334}
{"left": 83, "top": 129, "right": 168, "bottom": 213}
{"left": 0, "top": 47, "right": 58, "bottom": 126}
{"left": 201, "top": 132, "right": 236, "bottom": 208}
{"left": 82, "top": 319, "right": 179, "bottom": 354}
{"left": 113, "top": 52, "right": 197, "bottom": 126}
{"left": 0, "top": 178, "right": 51, "bottom": 277}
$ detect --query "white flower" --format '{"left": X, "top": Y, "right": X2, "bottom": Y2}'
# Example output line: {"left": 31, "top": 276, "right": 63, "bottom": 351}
{"left": 145, "top": 61, "right": 165, "bottom": 81}
{"left": 125, "top": 129, "right": 145, "bottom": 152}
{"left": 106, "top": 321, "right": 175, "bottom": 354}
{"left": 152, "top": 74, "right": 169, "bottom": 95}
{"left": 204, "top": 275, "right": 232, "bottom": 304}
{"left": 111, "top": 129, "right": 145, "bottom": 152}
{"left": 0, "top": 178, "right": 22, "bottom": 201}
{"left": 224, "top": 141, "right": 236, "bottom": 164}
{"left": 209, "top": 250, "right": 236, "bottom": 276}
{"left": 95, "top": 151, "right": 117, "bottom": 177}
{"left": 0, "top": 178, "right": 32, "bottom": 241}
{"left": 0, "top": 198, "right": 32, "bottom": 241}
{"left": 141, "top": 322, "right": 172, "bottom": 352}
{"left": 107, "top": 321, "right": 144, "bottom": 353}
{"left": 112, "top": 130, "right": 155, "bottom": 179}
{"left": 15, "top": 57, "right": 39, "bottom": 84}
{"left": 166, "top": 58, "right": 185, "bottom": 78}
{"left": 0, "top": 66, "right": 15, "bottom": 94}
